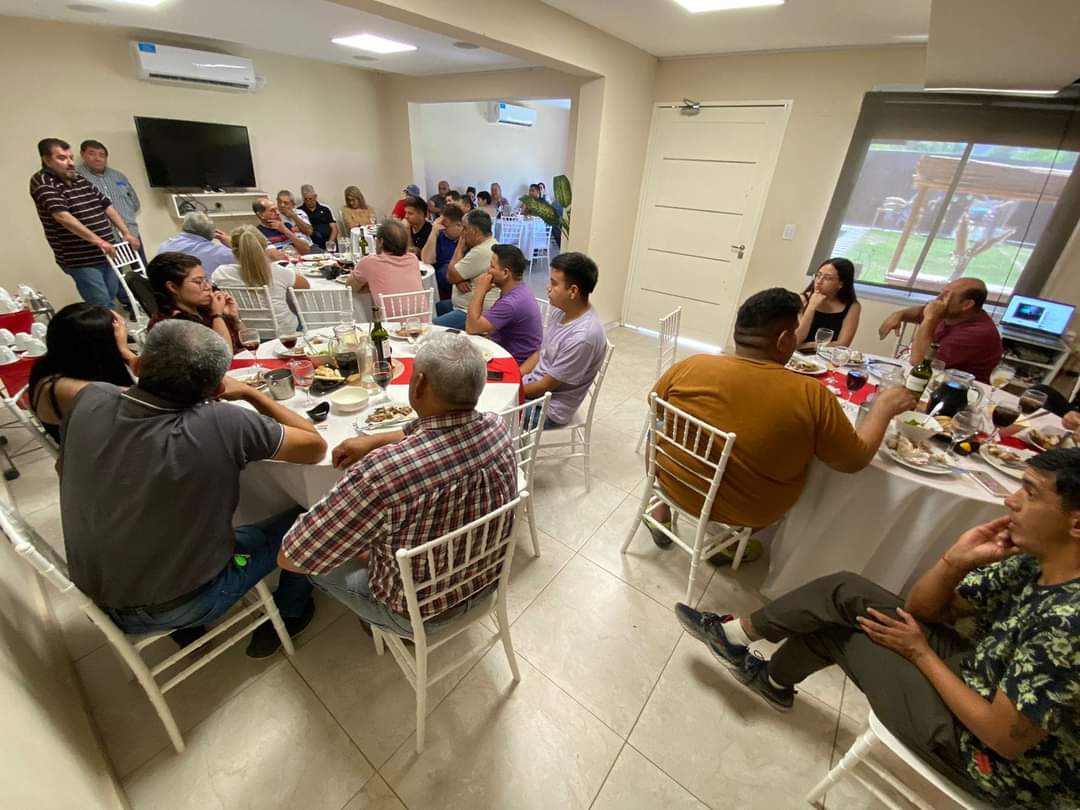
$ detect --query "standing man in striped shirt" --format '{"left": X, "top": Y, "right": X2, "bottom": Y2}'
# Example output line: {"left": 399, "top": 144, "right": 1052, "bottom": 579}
{"left": 77, "top": 139, "right": 145, "bottom": 263}
{"left": 30, "top": 138, "right": 140, "bottom": 307}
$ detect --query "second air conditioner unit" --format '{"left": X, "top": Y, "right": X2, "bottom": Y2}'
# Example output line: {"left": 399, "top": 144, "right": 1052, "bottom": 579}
{"left": 485, "top": 102, "right": 537, "bottom": 127}
{"left": 132, "top": 42, "right": 257, "bottom": 91}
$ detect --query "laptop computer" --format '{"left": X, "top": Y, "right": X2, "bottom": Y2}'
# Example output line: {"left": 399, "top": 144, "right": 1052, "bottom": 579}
{"left": 999, "top": 295, "right": 1075, "bottom": 345}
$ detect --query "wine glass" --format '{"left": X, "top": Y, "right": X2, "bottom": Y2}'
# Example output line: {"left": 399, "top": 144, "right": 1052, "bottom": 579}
{"left": 988, "top": 364, "right": 1015, "bottom": 405}
{"left": 1017, "top": 388, "right": 1048, "bottom": 420}
{"left": 278, "top": 330, "right": 301, "bottom": 354}
{"left": 814, "top": 328, "right": 834, "bottom": 365}
{"left": 845, "top": 368, "right": 868, "bottom": 401}
{"left": 948, "top": 408, "right": 982, "bottom": 460}
{"left": 288, "top": 359, "right": 315, "bottom": 406}
{"left": 371, "top": 360, "right": 393, "bottom": 403}
{"left": 989, "top": 402, "right": 1020, "bottom": 446}
{"left": 238, "top": 327, "right": 262, "bottom": 372}
{"left": 326, "top": 238, "right": 337, "bottom": 254}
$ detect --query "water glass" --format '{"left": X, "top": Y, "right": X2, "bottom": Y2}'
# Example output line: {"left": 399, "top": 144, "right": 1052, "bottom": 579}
{"left": 814, "top": 328, "right": 834, "bottom": 364}
{"left": 927, "top": 359, "right": 947, "bottom": 394}
{"left": 831, "top": 346, "right": 851, "bottom": 368}
{"left": 288, "top": 359, "right": 316, "bottom": 405}
{"left": 326, "top": 239, "right": 338, "bottom": 254}
{"left": 948, "top": 408, "right": 982, "bottom": 459}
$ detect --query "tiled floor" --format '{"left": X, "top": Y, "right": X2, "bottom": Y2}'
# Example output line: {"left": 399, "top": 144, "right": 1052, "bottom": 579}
{"left": 14, "top": 326, "right": 960, "bottom": 809}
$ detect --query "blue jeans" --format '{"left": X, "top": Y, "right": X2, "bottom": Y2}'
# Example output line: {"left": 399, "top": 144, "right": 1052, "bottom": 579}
{"left": 433, "top": 308, "right": 467, "bottom": 329}
{"left": 63, "top": 262, "right": 118, "bottom": 308}
{"left": 523, "top": 399, "right": 560, "bottom": 431}
{"left": 107, "top": 509, "right": 312, "bottom": 635}
{"left": 311, "top": 560, "right": 494, "bottom": 638}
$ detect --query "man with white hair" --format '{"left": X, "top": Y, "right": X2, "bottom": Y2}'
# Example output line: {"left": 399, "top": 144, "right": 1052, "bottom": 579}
{"left": 53, "top": 320, "right": 327, "bottom": 658}
{"left": 157, "top": 211, "right": 236, "bottom": 276}
{"left": 280, "top": 332, "right": 518, "bottom": 635}
{"left": 299, "top": 184, "right": 338, "bottom": 249}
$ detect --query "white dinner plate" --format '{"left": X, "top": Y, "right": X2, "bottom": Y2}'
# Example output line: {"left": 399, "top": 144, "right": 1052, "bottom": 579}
{"left": 878, "top": 445, "right": 953, "bottom": 476}
{"left": 226, "top": 367, "right": 267, "bottom": 389}
{"left": 978, "top": 444, "right": 1036, "bottom": 480}
{"left": 388, "top": 325, "right": 431, "bottom": 341}
{"left": 353, "top": 402, "right": 416, "bottom": 433}
{"left": 786, "top": 356, "right": 829, "bottom": 376}
{"left": 300, "top": 253, "right": 331, "bottom": 263}
{"left": 1020, "top": 427, "right": 1074, "bottom": 452}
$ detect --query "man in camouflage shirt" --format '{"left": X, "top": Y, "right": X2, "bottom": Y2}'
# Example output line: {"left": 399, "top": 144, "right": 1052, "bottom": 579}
{"left": 674, "top": 448, "right": 1080, "bottom": 808}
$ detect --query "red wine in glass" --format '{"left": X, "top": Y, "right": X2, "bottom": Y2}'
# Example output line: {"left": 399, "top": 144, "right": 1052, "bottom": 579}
{"left": 280, "top": 335, "right": 298, "bottom": 350}
{"left": 845, "top": 369, "right": 868, "bottom": 400}
{"left": 991, "top": 404, "right": 1019, "bottom": 430}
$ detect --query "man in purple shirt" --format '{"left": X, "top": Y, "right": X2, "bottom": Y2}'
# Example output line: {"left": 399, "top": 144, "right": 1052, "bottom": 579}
{"left": 878, "top": 277, "right": 1003, "bottom": 383}
{"left": 521, "top": 252, "right": 608, "bottom": 426}
{"left": 465, "top": 244, "right": 543, "bottom": 366}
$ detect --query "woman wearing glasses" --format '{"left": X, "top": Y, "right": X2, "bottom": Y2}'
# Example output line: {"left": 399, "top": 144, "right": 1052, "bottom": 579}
{"left": 795, "top": 257, "right": 861, "bottom": 350}
{"left": 147, "top": 251, "right": 245, "bottom": 352}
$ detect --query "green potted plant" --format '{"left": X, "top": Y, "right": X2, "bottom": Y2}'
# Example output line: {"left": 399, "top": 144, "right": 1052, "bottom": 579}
{"left": 518, "top": 174, "right": 571, "bottom": 238}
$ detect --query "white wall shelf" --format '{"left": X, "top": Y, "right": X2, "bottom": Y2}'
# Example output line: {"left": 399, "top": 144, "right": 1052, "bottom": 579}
{"left": 167, "top": 191, "right": 265, "bottom": 220}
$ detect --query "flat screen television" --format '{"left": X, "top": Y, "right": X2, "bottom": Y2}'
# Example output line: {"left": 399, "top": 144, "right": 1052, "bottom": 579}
{"left": 133, "top": 116, "right": 256, "bottom": 189}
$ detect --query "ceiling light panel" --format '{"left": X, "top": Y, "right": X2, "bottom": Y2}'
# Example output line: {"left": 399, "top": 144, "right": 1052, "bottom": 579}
{"left": 672, "top": 0, "right": 783, "bottom": 12}
{"left": 331, "top": 34, "right": 417, "bottom": 54}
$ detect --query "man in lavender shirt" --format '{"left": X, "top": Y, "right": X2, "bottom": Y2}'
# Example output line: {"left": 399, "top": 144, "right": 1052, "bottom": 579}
{"left": 521, "top": 253, "right": 608, "bottom": 427}
{"left": 465, "top": 244, "right": 543, "bottom": 366}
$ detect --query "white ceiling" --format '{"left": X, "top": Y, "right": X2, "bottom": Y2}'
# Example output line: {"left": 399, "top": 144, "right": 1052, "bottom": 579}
{"left": 0, "top": 0, "right": 529, "bottom": 76}
{"left": 539, "top": 0, "right": 931, "bottom": 59}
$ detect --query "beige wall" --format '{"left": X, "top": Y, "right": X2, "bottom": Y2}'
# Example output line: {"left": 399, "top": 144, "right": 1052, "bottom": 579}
{"left": 0, "top": 533, "right": 124, "bottom": 808}
{"left": 653, "top": 46, "right": 929, "bottom": 353}
{"left": 1, "top": 15, "right": 384, "bottom": 311}
{"left": 414, "top": 100, "right": 571, "bottom": 203}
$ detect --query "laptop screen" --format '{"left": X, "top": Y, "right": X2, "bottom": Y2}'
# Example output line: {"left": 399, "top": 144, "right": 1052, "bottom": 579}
{"left": 1000, "top": 295, "right": 1075, "bottom": 337}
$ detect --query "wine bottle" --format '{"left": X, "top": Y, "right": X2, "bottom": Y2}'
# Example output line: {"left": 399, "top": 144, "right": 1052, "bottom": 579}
{"left": 904, "top": 344, "right": 935, "bottom": 396}
{"left": 359, "top": 230, "right": 370, "bottom": 257}
{"left": 370, "top": 304, "right": 390, "bottom": 363}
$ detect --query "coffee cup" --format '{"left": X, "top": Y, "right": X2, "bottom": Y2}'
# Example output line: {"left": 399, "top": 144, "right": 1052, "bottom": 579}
{"left": 14, "top": 333, "right": 31, "bottom": 351}
{"left": 0, "top": 347, "right": 16, "bottom": 364}
{"left": 30, "top": 323, "right": 47, "bottom": 340}
{"left": 24, "top": 338, "right": 46, "bottom": 357}
{"left": 0, "top": 329, "right": 14, "bottom": 346}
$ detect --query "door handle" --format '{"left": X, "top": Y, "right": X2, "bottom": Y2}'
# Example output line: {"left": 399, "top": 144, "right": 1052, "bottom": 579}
{"left": 731, "top": 243, "right": 746, "bottom": 259}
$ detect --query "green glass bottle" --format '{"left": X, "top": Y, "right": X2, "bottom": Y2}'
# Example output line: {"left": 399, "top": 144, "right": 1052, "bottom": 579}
{"left": 905, "top": 343, "right": 935, "bottom": 396}
{"left": 370, "top": 304, "right": 390, "bottom": 363}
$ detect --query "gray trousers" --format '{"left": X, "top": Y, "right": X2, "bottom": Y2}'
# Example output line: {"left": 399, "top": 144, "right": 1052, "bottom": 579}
{"left": 749, "top": 572, "right": 983, "bottom": 793}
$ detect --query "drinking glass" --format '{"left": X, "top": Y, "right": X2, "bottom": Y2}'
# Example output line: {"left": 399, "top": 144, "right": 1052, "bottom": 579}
{"left": 988, "top": 364, "right": 1015, "bottom": 405}
{"left": 814, "top": 328, "right": 834, "bottom": 365}
{"left": 927, "top": 359, "right": 947, "bottom": 395}
{"left": 238, "top": 328, "right": 261, "bottom": 371}
{"left": 278, "top": 330, "right": 301, "bottom": 354}
{"left": 405, "top": 318, "right": 423, "bottom": 341}
{"left": 288, "top": 359, "right": 315, "bottom": 405}
{"left": 326, "top": 239, "right": 337, "bottom": 254}
{"left": 845, "top": 368, "right": 868, "bottom": 401}
{"left": 1017, "top": 388, "right": 1048, "bottom": 419}
{"left": 371, "top": 360, "right": 393, "bottom": 403}
{"left": 831, "top": 346, "right": 851, "bottom": 369}
{"left": 989, "top": 402, "right": 1020, "bottom": 446}
{"left": 948, "top": 408, "right": 982, "bottom": 460}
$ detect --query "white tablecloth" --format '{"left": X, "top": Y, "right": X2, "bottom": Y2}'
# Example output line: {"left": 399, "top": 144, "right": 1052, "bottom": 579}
{"left": 494, "top": 217, "right": 549, "bottom": 257}
{"left": 762, "top": 380, "right": 1057, "bottom": 599}
{"left": 234, "top": 325, "right": 519, "bottom": 523}
{"left": 300, "top": 260, "right": 435, "bottom": 323}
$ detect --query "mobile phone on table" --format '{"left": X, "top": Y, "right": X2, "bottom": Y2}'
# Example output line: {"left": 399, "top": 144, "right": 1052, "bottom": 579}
{"left": 487, "top": 370, "right": 505, "bottom": 381}
{"left": 445, "top": 328, "right": 461, "bottom": 334}
{"left": 968, "top": 470, "right": 1013, "bottom": 498}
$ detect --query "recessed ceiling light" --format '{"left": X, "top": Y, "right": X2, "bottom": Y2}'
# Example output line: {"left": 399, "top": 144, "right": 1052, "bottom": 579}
{"left": 453, "top": 41, "right": 480, "bottom": 50}
{"left": 352, "top": 55, "right": 378, "bottom": 62}
{"left": 67, "top": 3, "right": 108, "bottom": 11}
{"left": 332, "top": 33, "right": 417, "bottom": 54}
{"left": 673, "top": 0, "right": 783, "bottom": 11}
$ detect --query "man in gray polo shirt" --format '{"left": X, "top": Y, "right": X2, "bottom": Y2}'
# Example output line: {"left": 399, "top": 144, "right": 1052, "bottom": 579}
{"left": 56, "top": 320, "right": 327, "bottom": 658}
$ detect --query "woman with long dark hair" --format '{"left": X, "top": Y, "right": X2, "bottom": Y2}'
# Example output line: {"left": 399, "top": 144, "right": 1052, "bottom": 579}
{"left": 147, "top": 251, "right": 243, "bottom": 352}
{"left": 29, "top": 303, "right": 136, "bottom": 440}
{"left": 796, "top": 257, "right": 861, "bottom": 349}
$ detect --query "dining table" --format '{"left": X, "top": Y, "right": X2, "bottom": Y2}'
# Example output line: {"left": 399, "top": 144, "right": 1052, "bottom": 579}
{"left": 762, "top": 353, "right": 1062, "bottom": 599}
{"left": 493, "top": 216, "right": 550, "bottom": 258}
{"left": 232, "top": 324, "right": 522, "bottom": 524}
{"left": 293, "top": 254, "right": 437, "bottom": 323}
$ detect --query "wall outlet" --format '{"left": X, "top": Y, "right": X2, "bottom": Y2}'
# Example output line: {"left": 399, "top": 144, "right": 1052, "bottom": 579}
{"left": 782, "top": 224, "right": 797, "bottom": 240}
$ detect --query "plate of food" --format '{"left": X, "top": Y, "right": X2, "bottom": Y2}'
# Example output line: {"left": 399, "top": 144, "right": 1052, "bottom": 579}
{"left": 786, "top": 356, "right": 828, "bottom": 376}
{"left": 354, "top": 403, "right": 416, "bottom": 433}
{"left": 390, "top": 324, "right": 431, "bottom": 341}
{"left": 226, "top": 367, "right": 267, "bottom": 390}
{"left": 881, "top": 434, "right": 954, "bottom": 475}
{"left": 979, "top": 443, "right": 1037, "bottom": 479}
{"left": 299, "top": 253, "right": 331, "bottom": 263}
{"left": 1022, "top": 427, "right": 1075, "bottom": 452}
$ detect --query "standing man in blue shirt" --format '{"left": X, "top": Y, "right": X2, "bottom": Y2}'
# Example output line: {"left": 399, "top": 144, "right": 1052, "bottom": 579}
{"left": 77, "top": 140, "right": 145, "bottom": 263}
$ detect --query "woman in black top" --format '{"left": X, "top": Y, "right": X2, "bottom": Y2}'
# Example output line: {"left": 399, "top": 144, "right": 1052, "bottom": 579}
{"left": 29, "top": 303, "right": 136, "bottom": 443}
{"left": 795, "top": 257, "right": 861, "bottom": 350}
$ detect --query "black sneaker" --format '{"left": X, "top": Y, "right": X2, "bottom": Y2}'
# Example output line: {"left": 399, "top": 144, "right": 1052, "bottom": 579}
{"left": 674, "top": 603, "right": 736, "bottom": 647}
{"left": 732, "top": 651, "right": 796, "bottom": 712}
{"left": 694, "top": 617, "right": 749, "bottom": 670}
{"left": 646, "top": 517, "right": 673, "bottom": 548}
{"left": 246, "top": 599, "right": 315, "bottom": 659}
{"left": 169, "top": 625, "right": 207, "bottom": 649}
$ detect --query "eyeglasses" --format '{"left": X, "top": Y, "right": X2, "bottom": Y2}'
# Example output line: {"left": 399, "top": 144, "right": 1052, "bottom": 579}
{"left": 187, "top": 276, "right": 211, "bottom": 288}
{"left": 814, "top": 272, "right": 839, "bottom": 281}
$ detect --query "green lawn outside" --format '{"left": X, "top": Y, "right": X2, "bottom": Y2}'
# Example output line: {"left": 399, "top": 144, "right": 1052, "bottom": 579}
{"left": 840, "top": 228, "right": 1033, "bottom": 292}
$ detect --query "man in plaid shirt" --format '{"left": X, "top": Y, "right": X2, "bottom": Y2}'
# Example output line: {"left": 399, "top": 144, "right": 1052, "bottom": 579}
{"left": 279, "top": 332, "right": 517, "bottom": 635}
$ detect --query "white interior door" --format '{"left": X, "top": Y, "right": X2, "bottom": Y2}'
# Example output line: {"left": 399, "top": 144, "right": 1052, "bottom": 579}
{"left": 624, "top": 102, "right": 790, "bottom": 346}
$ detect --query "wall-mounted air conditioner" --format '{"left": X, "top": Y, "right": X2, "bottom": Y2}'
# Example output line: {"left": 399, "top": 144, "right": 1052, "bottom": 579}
{"left": 132, "top": 42, "right": 257, "bottom": 91}
{"left": 485, "top": 102, "right": 537, "bottom": 127}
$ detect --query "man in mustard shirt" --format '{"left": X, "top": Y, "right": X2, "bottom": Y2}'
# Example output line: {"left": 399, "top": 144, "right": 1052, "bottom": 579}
{"left": 648, "top": 288, "right": 913, "bottom": 555}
